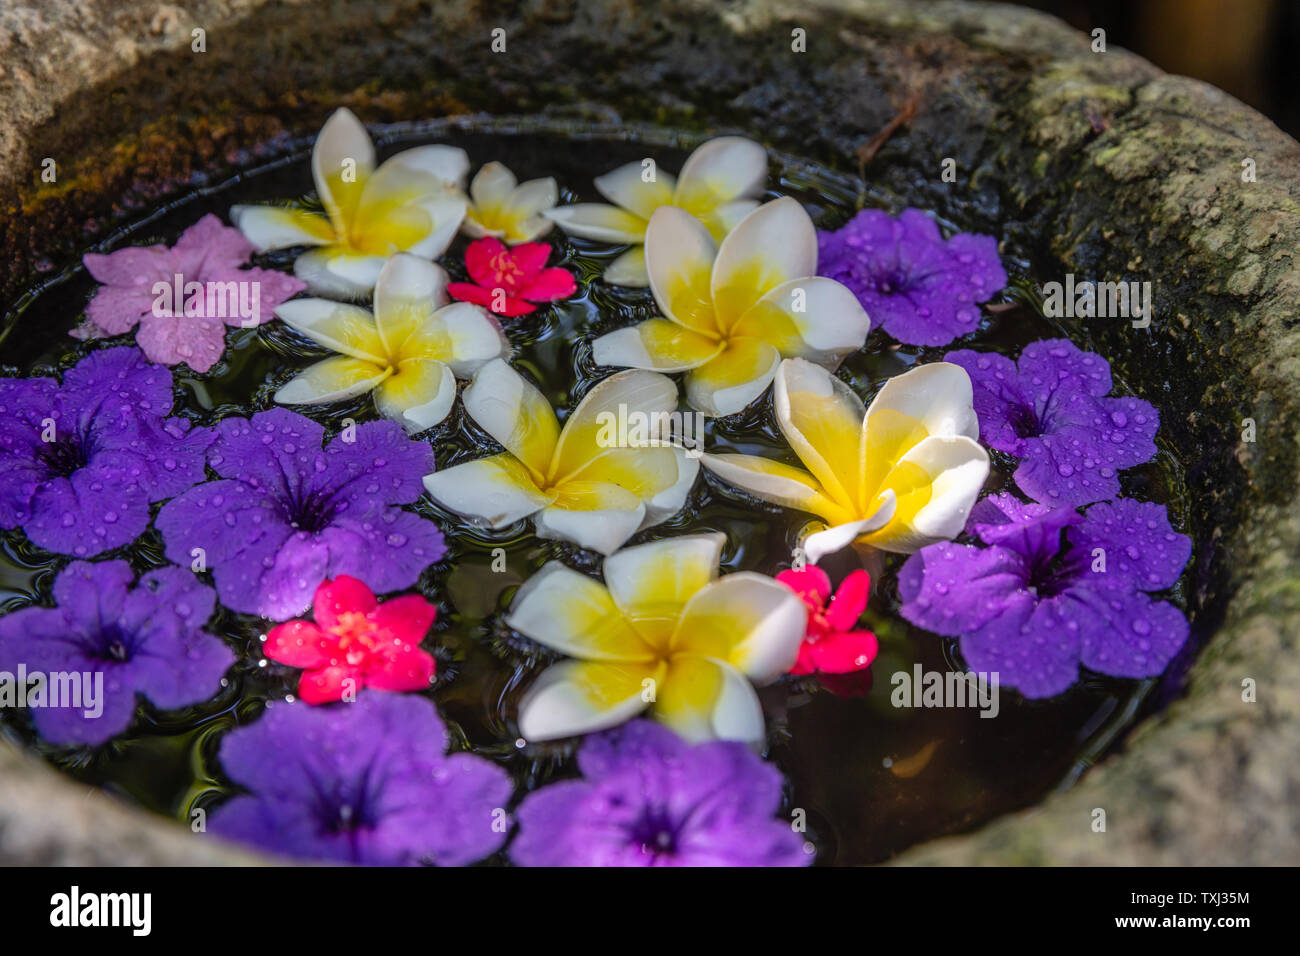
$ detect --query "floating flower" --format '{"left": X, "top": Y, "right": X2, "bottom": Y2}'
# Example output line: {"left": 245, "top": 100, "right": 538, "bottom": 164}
{"left": 776, "top": 566, "right": 878, "bottom": 675}
{"left": 945, "top": 339, "right": 1158, "bottom": 507}
{"left": 78, "top": 214, "right": 305, "bottom": 372}
{"left": 0, "top": 347, "right": 212, "bottom": 557}
{"left": 701, "top": 358, "right": 989, "bottom": 563}
{"left": 156, "top": 408, "right": 444, "bottom": 619}
{"left": 591, "top": 198, "right": 870, "bottom": 417}
{"left": 511, "top": 720, "right": 811, "bottom": 866}
{"left": 817, "top": 208, "right": 1006, "bottom": 346}
{"left": 231, "top": 108, "right": 469, "bottom": 297}
{"left": 545, "top": 136, "right": 768, "bottom": 286}
{"left": 263, "top": 575, "right": 436, "bottom": 704}
{"left": 898, "top": 493, "right": 1192, "bottom": 698}
{"left": 461, "top": 161, "right": 557, "bottom": 244}
{"left": 211, "top": 694, "right": 511, "bottom": 865}
{"left": 423, "top": 359, "right": 696, "bottom": 555}
{"left": 508, "top": 533, "right": 806, "bottom": 744}
{"left": 446, "top": 237, "right": 576, "bottom": 317}
{"left": 0, "top": 561, "right": 233, "bottom": 746}
{"left": 273, "top": 253, "right": 508, "bottom": 433}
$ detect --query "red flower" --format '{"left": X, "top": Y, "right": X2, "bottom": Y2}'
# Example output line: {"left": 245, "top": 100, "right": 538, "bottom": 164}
{"left": 447, "top": 237, "right": 576, "bottom": 316}
{"left": 263, "top": 576, "right": 436, "bottom": 705}
{"left": 776, "top": 566, "right": 878, "bottom": 675}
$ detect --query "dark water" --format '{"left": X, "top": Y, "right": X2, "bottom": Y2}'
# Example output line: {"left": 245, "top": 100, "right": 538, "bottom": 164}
{"left": 0, "top": 121, "right": 1190, "bottom": 864}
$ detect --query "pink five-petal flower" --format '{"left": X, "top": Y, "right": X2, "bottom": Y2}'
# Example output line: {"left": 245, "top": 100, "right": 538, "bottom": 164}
{"left": 776, "top": 566, "right": 878, "bottom": 676}
{"left": 80, "top": 213, "right": 305, "bottom": 372}
{"left": 263, "top": 575, "right": 437, "bottom": 705}
{"left": 447, "top": 236, "right": 576, "bottom": 316}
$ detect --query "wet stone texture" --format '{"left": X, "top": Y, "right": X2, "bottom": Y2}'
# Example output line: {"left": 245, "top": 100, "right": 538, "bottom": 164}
{"left": 1, "top": 0, "right": 1298, "bottom": 864}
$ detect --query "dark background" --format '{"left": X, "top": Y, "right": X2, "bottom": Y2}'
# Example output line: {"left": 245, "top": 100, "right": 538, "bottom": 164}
{"left": 990, "top": 0, "right": 1300, "bottom": 137}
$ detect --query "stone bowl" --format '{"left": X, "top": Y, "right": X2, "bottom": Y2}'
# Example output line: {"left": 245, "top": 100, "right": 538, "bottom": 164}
{"left": 1, "top": 0, "right": 1296, "bottom": 865}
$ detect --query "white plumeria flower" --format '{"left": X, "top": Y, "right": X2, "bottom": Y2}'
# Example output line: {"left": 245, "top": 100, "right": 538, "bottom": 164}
{"left": 509, "top": 533, "right": 806, "bottom": 744}
{"left": 590, "top": 197, "right": 870, "bottom": 417}
{"left": 702, "top": 358, "right": 989, "bottom": 562}
{"left": 461, "top": 162, "right": 558, "bottom": 244}
{"left": 545, "top": 136, "right": 767, "bottom": 286}
{"left": 231, "top": 108, "right": 469, "bottom": 298}
{"left": 422, "top": 359, "right": 698, "bottom": 555}
{"left": 273, "top": 254, "right": 508, "bottom": 433}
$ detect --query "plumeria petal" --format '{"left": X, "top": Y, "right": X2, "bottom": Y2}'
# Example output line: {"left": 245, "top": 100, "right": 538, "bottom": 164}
{"left": 592, "top": 319, "right": 723, "bottom": 373}
{"left": 594, "top": 160, "right": 677, "bottom": 219}
{"left": 644, "top": 206, "right": 721, "bottom": 336}
{"left": 672, "top": 572, "right": 807, "bottom": 683}
{"left": 273, "top": 298, "right": 385, "bottom": 361}
{"left": 655, "top": 656, "right": 766, "bottom": 745}
{"left": 374, "top": 144, "right": 470, "bottom": 192}
{"left": 275, "top": 355, "right": 392, "bottom": 405}
{"left": 506, "top": 562, "right": 654, "bottom": 662}
{"left": 469, "top": 161, "right": 517, "bottom": 208}
{"left": 710, "top": 198, "right": 816, "bottom": 330}
{"left": 862, "top": 435, "right": 989, "bottom": 553}
{"left": 602, "top": 533, "right": 725, "bottom": 620}
{"left": 548, "top": 368, "right": 679, "bottom": 485}
{"left": 311, "top": 107, "right": 375, "bottom": 238}
{"left": 373, "top": 359, "right": 457, "bottom": 433}
{"left": 372, "top": 253, "right": 448, "bottom": 354}
{"left": 544, "top": 203, "right": 647, "bottom": 243}
{"left": 773, "top": 357, "right": 864, "bottom": 510}
{"left": 534, "top": 483, "right": 647, "bottom": 556}
{"left": 801, "top": 490, "right": 898, "bottom": 564}
{"left": 462, "top": 359, "right": 560, "bottom": 480}
{"left": 639, "top": 446, "right": 700, "bottom": 530}
{"left": 292, "top": 247, "right": 389, "bottom": 298}
{"left": 588, "top": 249, "right": 645, "bottom": 293}
{"left": 685, "top": 337, "right": 781, "bottom": 417}
{"left": 402, "top": 302, "right": 509, "bottom": 376}
{"left": 422, "top": 453, "right": 555, "bottom": 528}
{"left": 229, "top": 205, "right": 335, "bottom": 250}
{"left": 730, "top": 276, "right": 870, "bottom": 366}
{"left": 518, "top": 659, "right": 662, "bottom": 741}
{"left": 699, "top": 452, "right": 850, "bottom": 523}
{"left": 673, "top": 137, "right": 768, "bottom": 231}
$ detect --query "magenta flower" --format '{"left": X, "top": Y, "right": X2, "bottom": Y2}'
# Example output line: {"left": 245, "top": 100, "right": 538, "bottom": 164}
{"left": 945, "top": 339, "right": 1158, "bottom": 506}
{"left": 447, "top": 237, "right": 576, "bottom": 316}
{"left": 511, "top": 721, "right": 812, "bottom": 867}
{"left": 0, "top": 560, "right": 233, "bottom": 746}
{"left": 79, "top": 214, "right": 305, "bottom": 372}
{"left": 155, "top": 408, "right": 445, "bottom": 619}
{"left": 211, "top": 694, "right": 512, "bottom": 866}
{"left": 817, "top": 208, "right": 1005, "bottom": 346}
{"left": 0, "top": 347, "right": 212, "bottom": 557}
{"left": 898, "top": 493, "right": 1192, "bottom": 698}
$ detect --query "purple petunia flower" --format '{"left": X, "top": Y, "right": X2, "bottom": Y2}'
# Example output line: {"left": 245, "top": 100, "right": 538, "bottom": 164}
{"left": 0, "top": 560, "right": 233, "bottom": 746}
{"left": 155, "top": 407, "right": 445, "bottom": 619}
{"left": 79, "top": 214, "right": 305, "bottom": 373}
{"left": 211, "top": 694, "right": 512, "bottom": 866}
{"left": 817, "top": 208, "right": 1006, "bottom": 346}
{"left": 898, "top": 493, "right": 1192, "bottom": 699}
{"left": 510, "top": 720, "right": 812, "bottom": 867}
{"left": 945, "top": 339, "right": 1158, "bottom": 506}
{"left": 0, "top": 347, "right": 213, "bottom": 557}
